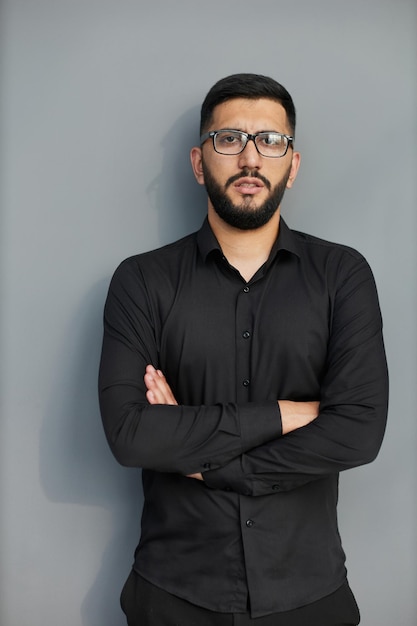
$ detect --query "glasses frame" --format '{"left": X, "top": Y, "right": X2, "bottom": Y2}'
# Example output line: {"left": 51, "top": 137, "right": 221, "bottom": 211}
{"left": 200, "top": 129, "right": 294, "bottom": 158}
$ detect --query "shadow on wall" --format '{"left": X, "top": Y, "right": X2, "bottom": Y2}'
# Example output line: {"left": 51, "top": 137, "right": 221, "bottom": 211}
{"left": 38, "top": 108, "right": 209, "bottom": 626}
{"left": 147, "top": 105, "right": 207, "bottom": 244}
{"left": 39, "top": 278, "right": 141, "bottom": 626}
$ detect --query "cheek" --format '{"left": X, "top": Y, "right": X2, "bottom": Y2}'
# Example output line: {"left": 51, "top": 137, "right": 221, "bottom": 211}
{"left": 203, "top": 158, "right": 230, "bottom": 187}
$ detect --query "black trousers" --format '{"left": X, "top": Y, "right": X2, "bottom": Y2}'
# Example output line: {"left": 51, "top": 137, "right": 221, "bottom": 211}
{"left": 120, "top": 570, "right": 360, "bottom": 626}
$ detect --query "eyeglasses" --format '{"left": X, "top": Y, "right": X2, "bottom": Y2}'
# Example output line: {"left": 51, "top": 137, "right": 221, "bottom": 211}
{"left": 200, "top": 129, "right": 293, "bottom": 158}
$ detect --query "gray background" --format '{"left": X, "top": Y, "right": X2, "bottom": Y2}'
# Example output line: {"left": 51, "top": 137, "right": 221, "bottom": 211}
{"left": 1, "top": 1, "right": 416, "bottom": 625}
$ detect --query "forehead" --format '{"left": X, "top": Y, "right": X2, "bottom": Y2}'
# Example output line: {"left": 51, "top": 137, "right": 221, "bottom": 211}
{"left": 210, "top": 98, "right": 289, "bottom": 133}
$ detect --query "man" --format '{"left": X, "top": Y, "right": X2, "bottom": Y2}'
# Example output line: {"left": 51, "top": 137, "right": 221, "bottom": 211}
{"left": 99, "top": 74, "right": 388, "bottom": 625}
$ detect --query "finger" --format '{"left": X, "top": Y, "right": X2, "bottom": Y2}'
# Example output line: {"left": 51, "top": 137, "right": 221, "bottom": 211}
{"left": 154, "top": 369, "right": 177, "bottom": 401}
{"left": 186, "top": 473, "right": 204, "bottom": 481}
{"left": 155, "top": 373, "right": 178, "bottom": 404}
{"left": 146, "top": 389, "right": 157, "bottom": 404}
{"left": 144, "top": 366, "right": 178, "bottom": 405}
{"left": 144, "top": 372, "right": 169, "bottom": 404}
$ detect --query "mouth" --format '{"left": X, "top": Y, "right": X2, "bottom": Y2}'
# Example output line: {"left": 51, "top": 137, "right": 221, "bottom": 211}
{"left": 233, "top": 177, "right": 264, "bottom": 195}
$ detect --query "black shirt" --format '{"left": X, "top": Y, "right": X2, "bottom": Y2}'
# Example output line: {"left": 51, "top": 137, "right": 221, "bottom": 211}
{"left": 99, "top": 217, "right": 388, "bottom": 618}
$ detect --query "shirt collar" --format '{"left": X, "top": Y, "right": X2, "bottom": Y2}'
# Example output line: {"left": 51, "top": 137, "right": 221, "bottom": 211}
{"left": 197, "top": 216, "right": 301, "bottom": 263}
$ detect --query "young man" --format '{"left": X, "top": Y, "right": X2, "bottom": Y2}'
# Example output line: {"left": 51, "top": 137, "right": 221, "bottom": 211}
{"left": 99, "top": 74, "right": 388, "bottom": 625}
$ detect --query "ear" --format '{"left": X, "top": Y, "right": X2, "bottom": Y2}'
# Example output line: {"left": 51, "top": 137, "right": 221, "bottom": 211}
{"left": 190, "top": 147, "right": 205, "bottom": 185}
{"left": 286, "top": 150, "right": 301, "bottom": 189}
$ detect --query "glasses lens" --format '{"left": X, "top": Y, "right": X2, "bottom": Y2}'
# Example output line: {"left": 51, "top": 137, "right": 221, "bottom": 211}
{"left": 255, "top": 132, "right": 288, "bottom": 157}
{"left": 214, "top": 131, "right": 246, "bottom": 155}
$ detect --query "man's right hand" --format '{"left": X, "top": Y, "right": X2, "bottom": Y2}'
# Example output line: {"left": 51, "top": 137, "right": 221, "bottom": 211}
{"left": 278, "top": 400, "right": 320, "bottom": 435}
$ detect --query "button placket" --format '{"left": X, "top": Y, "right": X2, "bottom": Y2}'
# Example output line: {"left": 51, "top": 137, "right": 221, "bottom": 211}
{"left": 235, "top": 284, "right": 253, "bottom": 401}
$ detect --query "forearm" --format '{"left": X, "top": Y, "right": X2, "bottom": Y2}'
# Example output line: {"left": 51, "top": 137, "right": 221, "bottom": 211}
{"left": 278, "top": 399, "right": 319, "bottom": 434}
{"left": 99, "top": 377, "right": 282, "bottom": 475}
{"left": 208, "top": 412, "right": 388, "bottom": 499}
{"left": 204, "top": 402, "right": 387, "bottom": 495}
{"left": 204, "top": 332, "right": 389, "bottom": 496}
{"left": 100, "top": 369, "right": 318, "bottom": 476}
{"left": 135, "top": 366, "right": 319, "bottom": 477}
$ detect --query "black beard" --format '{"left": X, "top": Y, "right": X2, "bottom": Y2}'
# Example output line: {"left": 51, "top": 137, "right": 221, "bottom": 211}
{"left": 202, "top": 163, "right": 291, "bottom": 231}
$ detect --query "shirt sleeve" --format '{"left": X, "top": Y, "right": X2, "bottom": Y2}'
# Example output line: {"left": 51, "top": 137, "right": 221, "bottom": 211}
{"left": 203, "top": 253, "right": 389, "bottom": 496}
{"left": 98, "top": 259, "right": 282, "bottom": 476}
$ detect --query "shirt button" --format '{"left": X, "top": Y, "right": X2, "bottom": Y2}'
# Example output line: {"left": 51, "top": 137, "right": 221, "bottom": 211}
{"left": 246, "top": 519, "right": 254, "bottom": 528}
{"left": 203, "top": 463, "right": 211, "bottom": 469}
{"left": 242, "top": 331, "right": 251, "bottom": 339}
{"left": 242, "top": 379, "right": 250, "bottom": 387}
{"left": 243, "top": 286, "right": 250, "bottom": 293}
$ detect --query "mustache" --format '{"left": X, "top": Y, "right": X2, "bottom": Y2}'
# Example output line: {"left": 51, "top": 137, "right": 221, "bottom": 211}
{"left": 225, "top": 169, "right": 271, "bottom": 191}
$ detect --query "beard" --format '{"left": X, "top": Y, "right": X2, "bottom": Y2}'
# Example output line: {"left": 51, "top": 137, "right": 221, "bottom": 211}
{"left": 202, "top": 161, "right": 292, "bottom": 231}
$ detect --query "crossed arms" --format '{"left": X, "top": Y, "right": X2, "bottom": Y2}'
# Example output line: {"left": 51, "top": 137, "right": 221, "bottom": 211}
{"left": 99, "top": 252, "right": 388, "bottom": 496}
{"left": 144, "top": 364, "right": 320, "bottom": 481}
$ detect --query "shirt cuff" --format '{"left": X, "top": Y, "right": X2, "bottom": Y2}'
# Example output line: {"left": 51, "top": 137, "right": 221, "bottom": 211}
{"left": 203, "top": 401, "right": 281, "bottom": 493}
{"left": 238, "top": 400, "right": 282, "bottom": 452}
{"left": 203, "top": 456, "right": 247, "bottom": 493}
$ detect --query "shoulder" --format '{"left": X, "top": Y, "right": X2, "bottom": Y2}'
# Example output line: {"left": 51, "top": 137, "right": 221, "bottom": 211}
{"left": 289, "top": 228, "right": 376, "bottom": 292}
{"left": 279, "top": 218, "right": 367, "bottom": 270}
{"left": 108, "top": 231, "right": 199, "bottom": 300}
{"left": 115, "top": 231, "right": 197, "bottom": 275}
{"left": 291, "top": 229, "right": 364, "bottom": 260}
{"left": 291, "top": 228, "right": 371, "bottom": 271}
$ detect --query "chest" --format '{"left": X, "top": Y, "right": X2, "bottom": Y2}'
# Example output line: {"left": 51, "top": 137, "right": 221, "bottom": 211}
{"left": 153, "top": 259, "right": 331, "bottom": 403}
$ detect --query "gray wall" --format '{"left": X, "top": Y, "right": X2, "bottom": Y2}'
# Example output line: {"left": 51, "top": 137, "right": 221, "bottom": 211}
{"left": 1, "top": 1, "right": 416, "bottom": 625}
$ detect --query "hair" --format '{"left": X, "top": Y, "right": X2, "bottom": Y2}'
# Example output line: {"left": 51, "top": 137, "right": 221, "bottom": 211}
{"left": 200, "top": 73, "right": 296, "bottom": 137}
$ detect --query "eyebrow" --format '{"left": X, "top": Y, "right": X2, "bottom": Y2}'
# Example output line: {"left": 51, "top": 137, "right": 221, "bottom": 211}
{"left": 218, "top": 128, "right": 286, "bottom": 134}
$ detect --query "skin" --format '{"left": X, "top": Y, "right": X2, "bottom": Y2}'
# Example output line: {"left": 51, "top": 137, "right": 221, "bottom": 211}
{"left": 191, "top": 98, "right": 300, "bottom": 282}
{"left": 144, "top": 98, "right": 320, "bottom": 479}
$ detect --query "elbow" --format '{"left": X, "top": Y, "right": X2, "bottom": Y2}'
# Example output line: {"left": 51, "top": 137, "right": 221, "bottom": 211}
{"left": 334, "top": 401, "right": 388, "bottom": 471}
{"left": 354, "top": 442, "right": 382, "bottom": 468}
{"left": 107, "top": 439, "right": 142, "bottom": 468}
{"left": 100, "top": 405, "right": 151, "bottom": 468}
{"left": 359, "top": 431, "right": 386, "bottom": 466}
{"left": 105, "top": 423, "right": 162, "bottom": 469}
{"left": 351, "top": 410, "right": 387, "bottom": 468}
{"left": 102, "top": 410, "right": 181, "bottom": 472}
{"left": 99, "top": 393, "right": 165, "bottom": 469}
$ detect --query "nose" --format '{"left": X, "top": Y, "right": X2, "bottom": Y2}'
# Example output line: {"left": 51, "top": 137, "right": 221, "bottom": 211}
{"left": 237, "top": 138, "right": 262, "bottom": 169}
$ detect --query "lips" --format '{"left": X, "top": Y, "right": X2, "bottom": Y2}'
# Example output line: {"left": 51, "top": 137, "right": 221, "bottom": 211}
{"left": 234, "top": 177, "right": 264, "bottom": 195}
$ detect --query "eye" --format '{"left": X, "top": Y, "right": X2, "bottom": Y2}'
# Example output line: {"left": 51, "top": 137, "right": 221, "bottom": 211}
{"left": 217, "top": 131, "right": 243, "bottom": 145}
{"left": 259, "top": 133, "right": 283, "bottom": 146}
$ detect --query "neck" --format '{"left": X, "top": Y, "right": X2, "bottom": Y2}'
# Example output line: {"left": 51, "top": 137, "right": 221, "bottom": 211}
{"left": 208, "top": 206, "right": 281, "bottom": 282}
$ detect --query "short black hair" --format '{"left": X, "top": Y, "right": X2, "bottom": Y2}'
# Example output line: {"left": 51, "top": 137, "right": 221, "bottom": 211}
{"left": 200, "top": 73, "right": 296, "bottom": 137}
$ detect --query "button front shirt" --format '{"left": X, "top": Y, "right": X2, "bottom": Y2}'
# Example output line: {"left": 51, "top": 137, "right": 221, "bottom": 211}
{"left": 99, "top": 217, "right": 388, "bottom": 618}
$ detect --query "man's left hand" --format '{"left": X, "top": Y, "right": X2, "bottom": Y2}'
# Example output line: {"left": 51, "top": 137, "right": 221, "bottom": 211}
{"left": 144, "top": 364, "right": 178, "bottom": 406}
